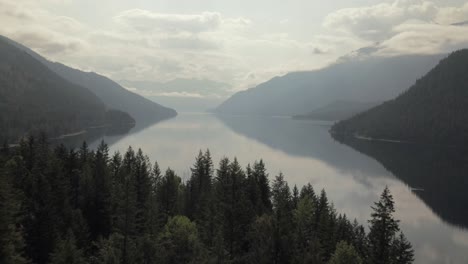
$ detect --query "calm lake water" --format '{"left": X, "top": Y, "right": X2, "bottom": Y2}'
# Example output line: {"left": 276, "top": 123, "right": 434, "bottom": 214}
{"left": 66, "top": 113, "right": 468, "bottom": 264}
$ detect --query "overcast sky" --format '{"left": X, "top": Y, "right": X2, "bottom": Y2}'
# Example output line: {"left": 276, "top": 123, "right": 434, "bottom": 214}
{"left": 2, "top": 0, "right": 468, "bottom": 94}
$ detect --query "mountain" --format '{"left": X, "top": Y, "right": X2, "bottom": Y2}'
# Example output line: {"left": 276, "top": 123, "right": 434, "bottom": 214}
{"left": 214, "top": 53, "right": 445, "bottom": 116}
{"left": 120, "top": 78, "right": 230, "bottom": 112}
{"left": 332, "top": 50, "right": 468, "bottom": 145}
{"left": 0, "top": 35, "right": 177, "bottom": 124}
{"left": 293, "top": 101, "right": 379, "bottom": 121}
{"left": 0, "top": 37, "right": 133, "bottom": 142}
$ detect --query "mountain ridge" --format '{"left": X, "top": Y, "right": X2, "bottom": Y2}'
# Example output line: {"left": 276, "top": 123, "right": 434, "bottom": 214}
{"left": 214, "top": 53, "right": 446, "bottom": 116}
{"left": 331, "top": 50, "right": 468, "bottom": 145}
{"left": 0, "top": 35, "right": 177, "bottom": 124}
{"left": 0, "top": 37, "right": 133, "bottom": 142}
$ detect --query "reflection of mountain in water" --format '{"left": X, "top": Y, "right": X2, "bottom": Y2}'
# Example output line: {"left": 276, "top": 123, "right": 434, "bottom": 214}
{"left": 217, "top": 114, "right": 468, "bottom": 229}
{"left": 216, "top": 114, "right": 390, "bottom": 179}
{"left": 334, "top": 136, "right": 468, "bottom": 229}
{"left": 56, "top": 118, "right": 173, "bottom": 149}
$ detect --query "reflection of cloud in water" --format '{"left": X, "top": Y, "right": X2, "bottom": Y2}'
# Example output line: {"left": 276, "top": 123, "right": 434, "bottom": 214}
{"left": 65, "top": 113, "right": 468, "bottom": 264}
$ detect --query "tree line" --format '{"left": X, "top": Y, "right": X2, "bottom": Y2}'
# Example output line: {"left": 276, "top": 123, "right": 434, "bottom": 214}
{"left": 0, "top": 136, "right": 414, "bottom": 264}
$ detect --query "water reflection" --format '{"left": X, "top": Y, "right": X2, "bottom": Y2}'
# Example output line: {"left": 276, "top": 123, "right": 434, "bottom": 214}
{"left": 215, "top": 114, "right": 468, "bottom": 263}
{"left": 216, "top": 114, "right": 388, "bottom": 179}
{"left": 333, "top": 136, "right": 468, "bottom": 229}
{"left": 59, "top": 113, "right": 468, "bottom": 263}
{"left": 57, "top": 119, "right": 168, "bottom": 149}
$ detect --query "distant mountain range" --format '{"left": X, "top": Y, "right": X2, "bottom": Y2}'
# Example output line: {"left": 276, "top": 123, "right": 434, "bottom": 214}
{"left": 0, "top": 35, "right": 176, "bottom": 125}
{"left": 214, "top": 53, "right": 445, "bottom": 116}
{"left": 120, "top": 79, "right": 231, "bottom": 112}
{"left": 0, "top": 35, "right": 176, "bottom": 142}
{"left": 0, "top": 37, "right": 131, "bottom": 142}
{"left": 293, "top": 101, "right": 380, "bottom": 121}
{"left": 332, "top": 50, "right": 468, "bottom": 145}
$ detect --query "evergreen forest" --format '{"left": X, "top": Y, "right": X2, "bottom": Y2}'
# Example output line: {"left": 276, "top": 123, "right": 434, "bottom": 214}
{"left": 0, "top": 136, "right": 414, "bottom": 264}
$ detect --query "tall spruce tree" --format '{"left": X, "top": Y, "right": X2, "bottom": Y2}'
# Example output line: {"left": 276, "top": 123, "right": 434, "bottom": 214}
{"left": 391, "top": 232, "right": 414, "bottom": 264}
{"left": 368, "top": 187, "right": 400, "bottom": 264}
{"left": 271, "top": 173, "right": 294, "bottom": 264}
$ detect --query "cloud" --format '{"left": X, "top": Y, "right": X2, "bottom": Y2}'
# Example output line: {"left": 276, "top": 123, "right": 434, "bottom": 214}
{"left": 324, "top": 0, "right": 440, "bottom": 41}
{"left": 5, "top": 0, "right": 467, "bottom": 95}
{"left": 311, "top": 47, "right": 329, "bottom": 55}
{"left": 378, "top": 22, "right": 468, "bottom": 55}
{"left": 435, "top": 2, "right": 468, "bottom": 24}
{"left": 324, "top": 1, "right": 468, "bottom": 56}
{"left": 114, "top": 9, "right": 222, "bottom": 33}
{"left": 11, "top": 30, "right": 84, "bottom": 55}
{"left": 159, "top": 34, "right": 221, "bottom": 50}
{"left": 148, "top": 92, "right": 205, "bottom": 98}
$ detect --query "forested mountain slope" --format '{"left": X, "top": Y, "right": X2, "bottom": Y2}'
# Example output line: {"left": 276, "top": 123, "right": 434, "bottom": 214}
{"left": 0, "top": 35, "right": 177, "bottom": 123}
{"left": 294, "top": 101, "right": 379, "bottom": 121}
{"left": 215, "top": 54, "right": 444, "bottom": 116}
{"left": 332, "top": 50, "right": 468, "bottom": 145}
{"left": 0, "top": 38, "right": 109, "bottom": 142}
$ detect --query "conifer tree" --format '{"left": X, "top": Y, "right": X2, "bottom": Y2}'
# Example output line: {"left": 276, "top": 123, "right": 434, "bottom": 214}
{"left": 133, "top": 149, "right": 152, "bottom": 235}
{"left": 271, "top": 173, "right": 294, "bottom": 264}
{"left": 391, "top": 232, "right": 414, "bottom": 264}
{"left": 328, "top": 241, "right": 362, "bottom": 264}
{"left": 253, "top": 160, "right": 272, "bottom": 214}
{"left": 368, "top": 187, "right": 400, "bottom": 264}
{"left": 248, "top": 214, "right": 275, "bottom": 264}
{"left": 49, "top": 231, "right": 86, "bottom": 264}
{"left": 0, "top": 165, "right": 28, "bottom": 264}
{"left": 157, "top": 168, "right": 181, "bottom": 222}
{"left": 293, "top": 194, "right": 321, "bottom": 264}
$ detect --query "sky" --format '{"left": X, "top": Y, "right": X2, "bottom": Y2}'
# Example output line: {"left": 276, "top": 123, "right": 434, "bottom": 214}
{"left": 2, "top": 0, "right": 468, "bottom": 97}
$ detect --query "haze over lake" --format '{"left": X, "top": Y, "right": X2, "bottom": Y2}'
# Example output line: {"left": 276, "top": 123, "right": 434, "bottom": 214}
{"left": 66, "top": 113, "right": 468, "bottom": 264}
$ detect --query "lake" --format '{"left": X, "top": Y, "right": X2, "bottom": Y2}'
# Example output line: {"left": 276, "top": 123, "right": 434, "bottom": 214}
{"left": 66, "top": 113, "right": 468, "bottom": 264}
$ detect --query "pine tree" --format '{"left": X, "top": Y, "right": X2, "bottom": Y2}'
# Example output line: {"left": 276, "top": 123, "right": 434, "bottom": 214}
{"left": 247, "top": 214, "right": 275, "bottom": 264}
{"left": 292, "top": 185, "right": 299, "bottom": 209}
{"left": 49, "top": 231, "right": 86, "bottom": 264}
{"left": 0, "top": 164, "right": 28, "bottom": 264}
{"left": 157, "top": 168, "right": 181, "bottom": 222}
{"left": 94, "top": 233, "right": 126, "bottom": 264}
{"left": 391, "top": 232, "right": 414, "bottom": 264}
{"left": 271, "top": 173, "right": 294, "bottom": 264}
{"left": 328, "top": 241, "right": 362, "bottom": 264}
{"left": 351, "top": 219, "right": 368, "bottom": 260}
{"left": 368, "top": 187, "right": 400, "bottom": 264}
{"left": 186, "top": 150, "right": 214, "bottom": 245}
{"left": 213, "top": 158, "right": 254, "bottom": 262}
{"left": 91, "top": 141, "right": 112, "bottom": 238}
{"left": 133, "top": 149, "right": 152, "bottom": 235}
{"left": 293, "top": 195, "right": 321, "bottom": 264}
{"left": 0, "top": 142, "right": 416, "bottom": 264}
{"left": 253, "top": 160, "right": 272, "bottom": 214}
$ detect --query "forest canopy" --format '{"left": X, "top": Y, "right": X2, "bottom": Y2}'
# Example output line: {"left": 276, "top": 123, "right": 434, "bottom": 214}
{"left": 0, "top": 137, "right": 414, "bottom": 264}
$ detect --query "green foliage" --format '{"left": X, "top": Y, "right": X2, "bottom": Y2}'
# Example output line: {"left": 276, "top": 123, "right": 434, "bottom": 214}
{"left": 0, "top": 138, "right": 414, "bottom": 264}
{"left": 0, "top": 163, "right": 28, "bottom": 264}
{"left": 156, "top": 215, "right": 205, "bottom": 264}
{"left": 49, "top": 232, "right": 86, "bottom": 264}
{"left": 391, "top": 232, "right": 415, "bottom": 264}
{"left": 328, "top": 241, "right": 362, "bottom": 264}
{"left": 368, "top": 187, "right": 400, "bottom": 264}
